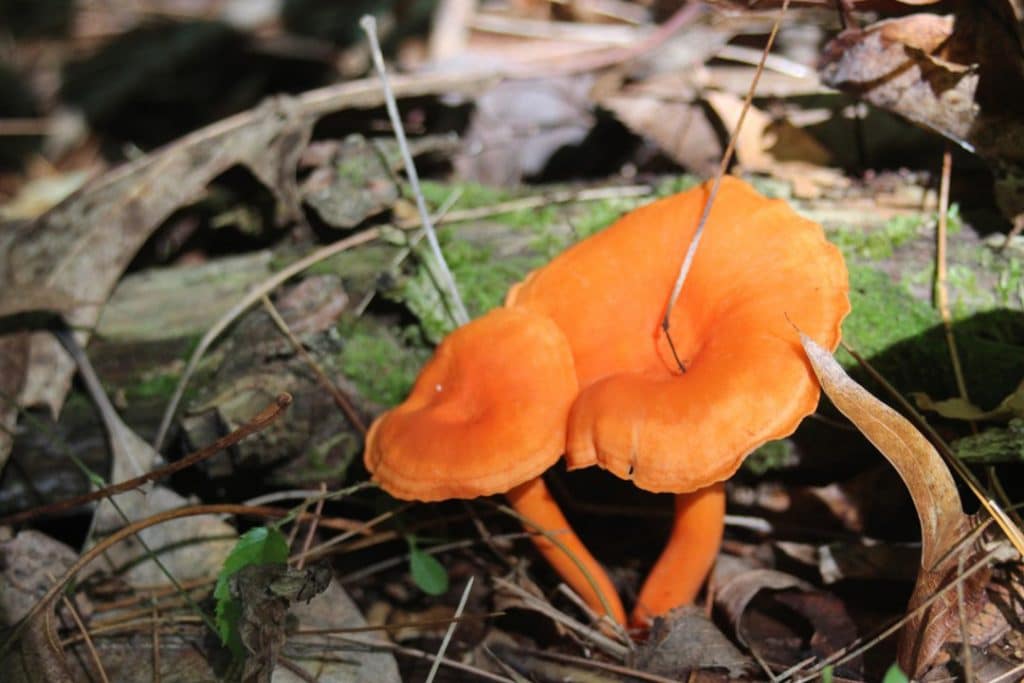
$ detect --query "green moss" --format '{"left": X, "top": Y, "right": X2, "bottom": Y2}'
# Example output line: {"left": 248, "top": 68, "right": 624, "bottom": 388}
{"left": 995, "top": 257, "right": 1024, "bottom": 307}
{"left": 418, "top": 179, "right": 512, "bottom": 209}
{"left": 840, "top": 266, "right": 940, "bottom": 361}
{"left": 829, "top": 213, "right": 924, "bottom": 260}
{"left": 653, "top": 174, "right": 701, "bottom": 197}
{"left": 743, "top": 439, "right": 798, "bottom": 475}
{"left": 127, "top": 372, "right": 181, "bottom": 401}
{"left": 571, "top": 196, "right": 644, "bottom": 240}
{"left": 338, "top": 318, "right": 431, "bottom": 406}
{"left": 447, "top": 235, "right": 541, "bottom": 317}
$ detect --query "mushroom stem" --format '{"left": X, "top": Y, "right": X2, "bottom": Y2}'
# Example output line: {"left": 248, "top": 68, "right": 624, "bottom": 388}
{"left": 507, "top": 476, "right": 627, "bottom": 625}
{"left": 631, "top": 481, "right": 725, "bottom": 628}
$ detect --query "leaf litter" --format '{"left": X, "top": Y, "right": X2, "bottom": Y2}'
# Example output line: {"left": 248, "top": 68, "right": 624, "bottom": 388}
{"left": 0, "top": 1, "right": 1023, "bottom": 681}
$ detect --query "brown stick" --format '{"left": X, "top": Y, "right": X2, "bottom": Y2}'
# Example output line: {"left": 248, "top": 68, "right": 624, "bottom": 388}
{"left": 0, "top": 393, "right": 293, "bottom": 526}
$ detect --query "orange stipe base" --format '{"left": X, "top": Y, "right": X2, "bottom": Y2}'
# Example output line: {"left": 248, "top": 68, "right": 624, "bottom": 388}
{"left": 631, "top": 481, "right": 726, "bottom": 628}
{"left": 507, "top": 476, "right": 627, "bottom": 626}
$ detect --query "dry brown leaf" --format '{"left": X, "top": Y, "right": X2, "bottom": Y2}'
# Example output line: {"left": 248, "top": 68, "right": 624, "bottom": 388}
{"left": 703, "top": 90, "right": 846, "bottom": 198}
{"left": 629, "top": 606, "right": 753, "bottom": 678}
{"left": 600, "top": 93, "right": 722, "bottom": 176}
{"left": 0, "top": 71, "right": 496, "bottom": 466}
{"left": 821, "top": 7, "right": 1024, "bottom": 223}
{"left": 801, "top": 334, "right": 965, "bottom": 569}
{"left": 800, "top": 334, "right": 991, "bottom": 677}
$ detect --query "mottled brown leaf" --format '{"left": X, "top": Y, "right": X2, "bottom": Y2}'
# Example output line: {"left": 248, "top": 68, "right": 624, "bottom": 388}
{"left": 800, "top": 334, "right": 965, "bottom": 570}
{"left": 800, "top": 334, "right": 990, "bottom": 677}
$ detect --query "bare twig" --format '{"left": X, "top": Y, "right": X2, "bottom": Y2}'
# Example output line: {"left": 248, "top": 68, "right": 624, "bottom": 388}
{"left": 661, "top": 0, "right": 792, "bottom": 370}
{"left": 59, "top": 590, "right": 110, "bottom": 683}
{"left": 260, "top": 295, "right": 367, "bottom": 435}
{"left": 493, "top": 577, "right": 629, "bottom": 659}
{"left": 290, "top": 634, "right": 515, "bottom": 682}
{"left": 934, "top": 145, "right": 970, "bottom": 408}
{"left": 151, "top": 602, "right": 161, "bottom": 683}
{"left": 296, "top": 483, "right": 328, "bottom": 570}
{"left": 154, "top": 228, "right": 379, "bottom": 451}
{"left": 1, "top": 394, "right": 293, "bottom": 526}
{"left": 425, "top": 577, "right": 474, "bottom": 683}
{"left": 1, "top": 504, "right": 307, "bottom": 658}
{"left": 361, "top": 14, "right": 469, "bottom": 326}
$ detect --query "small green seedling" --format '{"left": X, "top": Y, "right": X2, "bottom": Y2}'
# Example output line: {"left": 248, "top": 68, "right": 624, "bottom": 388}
{"left": 882, "top": 663, "right": 910, "bottom": 683}
{"left": 406, "top": 534, "right": 449, "bottom": 596}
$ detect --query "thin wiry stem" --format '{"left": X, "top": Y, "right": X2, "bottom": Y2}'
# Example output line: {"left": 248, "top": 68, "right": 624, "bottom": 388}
{"left": 661, "top": 0, "right": 792, "bottom": 368}
{"left": 425, "top": 577, "right": 474, "bottom": 683}
{"left": 360, "top": 14, "right": 469, "bottom": 327}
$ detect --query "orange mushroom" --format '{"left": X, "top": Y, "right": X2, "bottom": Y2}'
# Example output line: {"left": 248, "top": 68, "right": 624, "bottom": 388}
{"left": 508, "top": 176, "right": 850, "bottom": 626}
{"left": 364, "top": 306, "right": 627, "bottom": 624}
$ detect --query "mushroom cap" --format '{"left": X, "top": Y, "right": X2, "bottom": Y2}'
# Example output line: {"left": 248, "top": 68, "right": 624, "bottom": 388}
{"left": 364, "top": 307, "right": 578, "bottom": 501}
{"left": 507, "top": 176, "right": 850, "bottom": 493}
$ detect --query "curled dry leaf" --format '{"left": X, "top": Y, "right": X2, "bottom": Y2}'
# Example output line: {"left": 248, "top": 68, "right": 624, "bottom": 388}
{"left": 712, "top": 555, "right": 862, "bottom": 676}
{"left": 820, "top": 7, "right": 1024, "bottom": 223}
{"left": 800, "top": 334, "right": 990, "bottom": 677}
{"left": 0, "top": 70, "right": 495, "bottom": 467}
{"left": 800, "top": 334, "right": 965, "bottom": 569}
{"left": 629, "top": 606, "right": 753, "bottom": 678}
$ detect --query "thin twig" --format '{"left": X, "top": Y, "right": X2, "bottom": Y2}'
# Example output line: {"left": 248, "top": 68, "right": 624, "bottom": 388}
{"left": 296, "top": 483, "right": 328, "bottom": 570}
{"left": 787, "top": 545, "right": 1000, "bottom": 682}
{"left": 425, "top": 577, "right": 474, "bottom": 683}
{"left": 493, "top": 577, "right": 629, "bottom": 660}
{"left": 59, "top": 590, "right": 110, "bottom": 683}
{"left": 292, "top": 634, "right": 514, "bottom": 683}
{"left": 1, "top": 504, "right": 298, "bottom": 659}
{"left": 934, "top": 145, "right": 971, "bottom": 409}
{"left": 261, "top": 295, "right": 367, "bottom": 435}
{"left": 291, "top": 506, "right": 407, "bottom": 565}
{"left": 153, "top": 229, "right": 379, "bottom": 451}
{"left": 1, "top": 394, "right": 293, "bottom": 526}
{"left": 151, "top": 602, "right": 161, "bottom": 683}
{"left": 504, "top": 647, "right": 684, "bottom": 683}
{"left": 986, "top": 659, "right": 1024, "bottom": 683}
{"left": 661, "top": 0, "right": 792, "bottom": 369}
{"left": 495, "top": 502, "right": 630, "bottom": 641}
{"left": 361, "top": 14, "right": 469, "bottom": 327}
{"left": 336, "top": 532, "right": 531, "bottom": 585}
{"left": 957, "top": 546, "right": 974, "bottom": 683}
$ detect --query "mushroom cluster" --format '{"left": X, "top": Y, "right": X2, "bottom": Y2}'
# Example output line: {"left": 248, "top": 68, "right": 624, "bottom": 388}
{"left": 364, "top": 176, "right": 850, "bottom": 629}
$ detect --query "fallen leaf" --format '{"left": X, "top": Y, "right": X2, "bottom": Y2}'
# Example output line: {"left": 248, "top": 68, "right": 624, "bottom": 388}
{"left": 278, "top": 580, "right": 402, "bottom": 683}
{"left": 230, "top": 562, "right": 332, "bottom": 683}
{"left": 820, "top": 7, "right": 1024, "bottom": 223}
{"left": 630, "top": 606, "right": 753, "bottom": 678}
{"left": 800, "top": 334, "right": 989, "bottom": 677}
{"left": 703, "top": 90, "right": 846, "bottom": 198}
{"left": 713, "top": 555, "right": 862, "bottom": 677}
{"left": 301, "top": 133, "right": 460, "bottom": 229}
{"left": 454, "top": 77, "right": 595, "bottom": 186}
{"left": 912, "top": 378, "right": 1024, "bottom": 421}
{"left": 0, "top": 530, "right": 79, "bottom": 682}
{"left": 0, "top": 70, "right": 495, "bottom": 463}
{"left": 601, "top": 91, "right": 723, "bottom": 176}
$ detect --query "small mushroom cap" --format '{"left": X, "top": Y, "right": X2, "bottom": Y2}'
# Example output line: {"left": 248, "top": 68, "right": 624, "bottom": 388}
{"left": 364, "top": 307, "right": 578, "bottom": 501}
{"left": 508, "top": 177, "right": 850, "bottom": 493}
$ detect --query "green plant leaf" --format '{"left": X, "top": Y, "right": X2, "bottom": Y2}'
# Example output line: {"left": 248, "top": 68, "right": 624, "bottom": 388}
{"left": 882, "top": 663, "right": 910, "bottom": 683}
{"left": 406, "top": 535, "right": 448, "bottom": 596}
{"left": 214, "top": 526, "right": 290, "bottom": 658}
